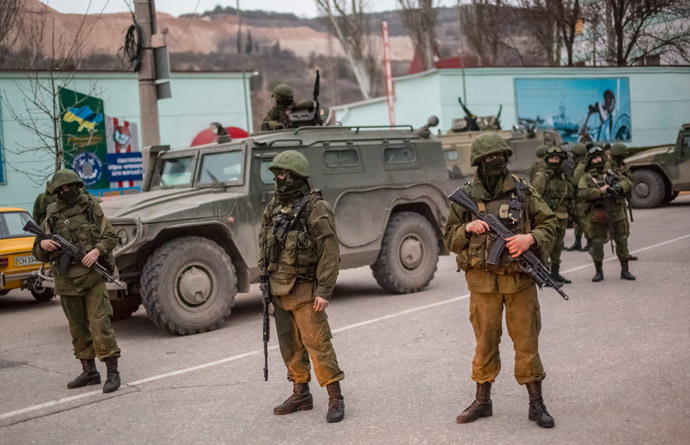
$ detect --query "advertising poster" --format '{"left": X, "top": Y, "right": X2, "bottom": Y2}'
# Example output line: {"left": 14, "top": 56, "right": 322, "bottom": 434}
{"left": 59, "top": 87, "right": 109, "bottom": 189}
{"left": 515, "top": 78, "right": 632, "bottom": 143}
{"left": 105, "top": 116, "right": 141, "bottom": 194}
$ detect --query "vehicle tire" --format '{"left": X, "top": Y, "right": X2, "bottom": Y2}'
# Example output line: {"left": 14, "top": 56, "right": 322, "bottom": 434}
{"left": 371, "top": 212, "right": 439, "bottom": 294}
{"left": 110, "top": 293, "right": 142, "bottom": 321}
{"left": 30, "top": 279, "right": 55, "bottom": 302}
{"left": 141, "top": 236, "right": 237, "bottom": 335}
{"left": 631, "top": 169, "right": 666, "bottom": 208}
{"left": 0, "top": 290, "right": 9, "bottom": 296}
{"left": 663, "top": 190, "right": 680, "bottom": 204}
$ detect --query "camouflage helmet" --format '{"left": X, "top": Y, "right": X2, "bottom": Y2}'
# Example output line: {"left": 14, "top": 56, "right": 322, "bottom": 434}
{"left": 271, "top": 84, "right": 293, "bottom": 100}
{"left": 269, "top": 150, "right": 310, "bottom": 178}
{"left": 544, "top": 146, "right": 566, "bottom": 160}
{"left": 610, "top": 142, "right": 629, "bottom": 157}
{"left": 470, "top": 132, "right": 512, "bottom": 167}
{"left": 536, "top": 145, "right": 549, "bottom": 158}
{"left": 49, "top": 169, "right": 83, "bottom": 193}
{"left": 571, "top": 143, "right": 587, "bottom": 157}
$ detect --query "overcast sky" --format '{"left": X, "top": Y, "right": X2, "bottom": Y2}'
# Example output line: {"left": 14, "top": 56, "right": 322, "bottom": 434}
{"left": 41, "top": 0, "right": 458, "bottom": 18}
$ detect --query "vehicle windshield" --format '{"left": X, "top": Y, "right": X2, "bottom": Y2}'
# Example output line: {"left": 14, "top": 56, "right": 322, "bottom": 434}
{"left": 0, "top": 211, "right": 32, "bottom": 240}
{"left": 198, "top": 151, "right": 244, "bottom": 185}
{"left": 152, "top": 156, "right": 195, "bottom": 188}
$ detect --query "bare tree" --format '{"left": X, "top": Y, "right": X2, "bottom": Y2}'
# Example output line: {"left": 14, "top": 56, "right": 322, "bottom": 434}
{"left": 0, "top": 0, "right": 22, "bottom": 67}
{"left": 397, "top": 0, "right": 438, "bottom": 71}
{"left": 460, "top": 0, "right": 503, "bottom": 66}
{"left": 315, "top": 0, "right": 380, "bottom": 100}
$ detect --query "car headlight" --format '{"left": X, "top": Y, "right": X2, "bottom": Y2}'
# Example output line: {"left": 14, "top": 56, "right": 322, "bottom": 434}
{"left": 117, "top": 229, "right": 129, "bottom": 246}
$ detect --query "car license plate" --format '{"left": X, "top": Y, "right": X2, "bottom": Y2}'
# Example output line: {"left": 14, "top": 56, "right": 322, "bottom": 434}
{"left": 15, "top": 255, "right": 39, "bottom": 267}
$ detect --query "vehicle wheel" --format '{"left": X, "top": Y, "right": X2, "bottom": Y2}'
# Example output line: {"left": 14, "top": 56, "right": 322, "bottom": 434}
{"left": 0, "top": 290, "right": 9, "bottom": 296}
{"left": 110, "top": 293, "right": 142, "bottom": 321}
{"left": 141, "top": 236, "right": 237, "bottom": 335}
{"left": 371, "top": 212, "right": 439, "bottom": 294}
{"left": 631, "top": 169, "right": 666, "bottom": 208}
{"left": 30, "top": 279, "right": 55, "bottom": 302}
{"left": 663, "top": 190, "right": 680, "bottom": 204}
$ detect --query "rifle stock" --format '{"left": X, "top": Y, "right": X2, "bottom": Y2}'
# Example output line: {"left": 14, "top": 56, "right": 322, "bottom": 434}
{"left": 448, "top": 188, "right": 569, "bottom": 301}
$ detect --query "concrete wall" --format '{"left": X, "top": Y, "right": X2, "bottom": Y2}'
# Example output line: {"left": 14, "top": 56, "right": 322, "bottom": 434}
{"left": 334, "top": 66, "right": 690, "bottom": 146}
{"left": 0, "top": 71, "right": 252, "bottom": 210}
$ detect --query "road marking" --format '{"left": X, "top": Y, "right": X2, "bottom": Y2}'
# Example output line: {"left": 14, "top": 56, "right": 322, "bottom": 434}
{"left": 2, "top": 232, "right": 689, "bottom": 423}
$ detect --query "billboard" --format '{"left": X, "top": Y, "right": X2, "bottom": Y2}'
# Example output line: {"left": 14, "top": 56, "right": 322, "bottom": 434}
{"left": 515, "top": 78, "right": 632, "bottom": 143}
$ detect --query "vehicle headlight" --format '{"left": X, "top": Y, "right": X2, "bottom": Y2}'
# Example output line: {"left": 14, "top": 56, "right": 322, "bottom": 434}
{"left": 117, "top": 229, "right": 129, "bottom": 246}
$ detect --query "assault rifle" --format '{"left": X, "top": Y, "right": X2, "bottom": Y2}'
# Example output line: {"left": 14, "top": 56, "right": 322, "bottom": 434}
{"left": 448, "top": 188, "right": 569, "bottom": 301}
{"left": 288, "top": 70, "right": 322, "bottom": 128}
{"left": 260, "top": 262, "right": 271, "bottom": 381}
{"left": 23, "top": 218, "right": 123, "bottom": 287}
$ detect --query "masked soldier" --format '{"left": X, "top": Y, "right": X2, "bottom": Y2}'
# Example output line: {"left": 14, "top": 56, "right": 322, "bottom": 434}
{"left": 32, "top": 181, "right": 56, "bottom": 226}
{"left": 258, "top": 150, "right": 345, "bottom": 423}
{"left": 32, "top": 169, "right": 122, "bottom": 393}
{"left": 529, "top": 145, "right": 549, "bottom": 183}
{"left": 566, "top": 143, "right": 589, "bottom": 251}
{"left": 531, "top": 146, "right": 574, "bottom": 284}
{"left": 577, "top": 147, "right": 636, "bottom": 282}
{"left": 261, "top": 84, "right": 296, "bottom": 131}
{"left": 609, "top": 142, "right": 638, "bottom": 261}
{"left": 443, "top": 133, "right": 558, "bottom": 428}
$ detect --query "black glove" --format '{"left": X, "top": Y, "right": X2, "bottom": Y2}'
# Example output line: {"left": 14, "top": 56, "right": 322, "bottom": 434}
{"left": 607, "top": 184, "right": 624, "bottom": 198}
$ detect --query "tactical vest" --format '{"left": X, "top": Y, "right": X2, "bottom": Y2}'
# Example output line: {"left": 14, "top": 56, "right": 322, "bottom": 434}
{"left": 543, "top": 170, "right": 570, "bottom": 220}
{"left": 457, "top": 177, "right": 531, "bottom": 274}
{"left": 263, "top": 193, "right": 320, "bottom": 278}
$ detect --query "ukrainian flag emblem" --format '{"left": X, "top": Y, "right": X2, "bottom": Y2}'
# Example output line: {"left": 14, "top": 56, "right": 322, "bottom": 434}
{"left": 63, "top": 106, "right": 104, "bottom": 132}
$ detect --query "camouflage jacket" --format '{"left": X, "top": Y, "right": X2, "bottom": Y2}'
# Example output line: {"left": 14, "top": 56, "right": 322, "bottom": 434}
{"left": 261, "top": 103, "right": 294, "bottom": 131}
{"left": 531, "top": 167, "right": 574, "bottom": 220}
{"left": 576, "top": 167, "right": 632, "bottom": 222}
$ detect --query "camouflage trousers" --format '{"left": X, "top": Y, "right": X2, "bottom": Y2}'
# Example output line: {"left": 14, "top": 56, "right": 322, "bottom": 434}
{"left": 589, "top": 219, "right": 630, "bottom": 262}
{"left": 546, "top": 218, "right": 568, "bottom": 267}
{"left": 60, "top": 280, "right": 121, "bottom": 361}
{"left": 469, "top": 285, "right": 545, "bottom": 385}
{"left": 274, "top": 282, "right": 344, "bottom": 387}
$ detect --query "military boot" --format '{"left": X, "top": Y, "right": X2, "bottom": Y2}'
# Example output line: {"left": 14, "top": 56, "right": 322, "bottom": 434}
{"left": 274, "top": 382, "right": 313, "bottom": 415}
{"left": 102, "top": 357, "right": 121, "bottom": 393}
{"left": 628, "top": 254, "right": 638, "bottom": 261}
{"left": 565, "top": 237, "right": 582, "bottom": 251}
{"left": 526, "top": 381, "right": 554, "bottom": 428}
{"left": 456, "top": 382, "right": 492, "bottom": 424}
{"left": 67, "top": 359, "right": 101, "bottom": 389}
{"left": 620, "top": 259, "right": 636, "bottom": 280}
{"left": 592, "top": 262, "right": 604, "bottom": 282}
{"left": 550, "top": 264, "right": 572, "bottom": 284}
{"left": 580, "top": 239, "right": 592, "bottom": 252}
{"left": 326, "top": 381, "right": 345, "bottom": 423}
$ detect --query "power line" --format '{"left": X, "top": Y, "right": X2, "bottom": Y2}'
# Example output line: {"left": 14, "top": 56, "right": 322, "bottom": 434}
{"left": 174, "top": 0, "right": 201, "bottom": 44}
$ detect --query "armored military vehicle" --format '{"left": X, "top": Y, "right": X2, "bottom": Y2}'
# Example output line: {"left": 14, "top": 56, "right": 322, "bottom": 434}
{"left": 626, "top": 123, "right": 690, "bottom": 208}
{"left": 440, "top": 128, "right": 562, "bottom": 182}
{"left": 99, "top": 121, "right": 452, "bottom": 334}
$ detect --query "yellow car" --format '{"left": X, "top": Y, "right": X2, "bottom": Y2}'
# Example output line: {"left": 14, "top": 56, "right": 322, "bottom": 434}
{"left": 0, "top": 207, "right": 54, "bottom": 301}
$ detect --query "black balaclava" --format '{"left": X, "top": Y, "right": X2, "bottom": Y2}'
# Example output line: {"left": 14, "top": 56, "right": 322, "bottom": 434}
{"left": 55, "top": 185, "right": 81, "bottom": 204}
{"left": 275, "top": 172, "right": 310, "bottom": 205}
{"left": 479, "top": 154, "right": 509, "bottom": 195}
{"left": 547, "top": 156, "right": 563, "bottom": 174}
{"left": 589, "top": 156, "right": 605, "bottom": 174}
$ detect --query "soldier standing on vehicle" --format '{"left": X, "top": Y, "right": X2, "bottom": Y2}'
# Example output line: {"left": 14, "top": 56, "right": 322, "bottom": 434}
{"left": 577, "top": 147, "right": 636, "bottom": 282}
{"left": 443, "top": 133, "right": 558, "bottom": 428}
{"left": 258, "top": 150, "right": 345, "bottom": 423}
{"left": 609, "top": 142, "right": 638, "bottom": 261}
{"left": 529, "top": 145, "right": 548, "bottom": 183}
{"left": 32, "top": 181, "right": 56, "bottom": 226}
{"left": 532, "top": 146, "right": 574, "bottom": 284}
{"left": 566, "top": 143, "right": 589, "bottom": 251}
{"left": 32, "top": 169, "right": 122, "bottom": 393}
{"left": 261, "top": 84, "right": 296, "bottom": 131}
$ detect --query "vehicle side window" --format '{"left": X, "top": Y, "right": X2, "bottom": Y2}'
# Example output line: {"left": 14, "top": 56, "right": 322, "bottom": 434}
{"left": 0, "top": 212, "right": 31, "bottom": 239}
{"left": 324, "top": 149, "right": 359, "bottom": 167}
{"left": 384, "top": 147, "right": 415, "bottom": 164}
{"left": 198, "top": 151, "right": 243, "bottom": 184}
{"left": 156, "top": 156, "right": 194, "bottom": 187}
{"left": 260, "top": 161, "right": 274, "bottom": 185}
{"left": 684, "top": 136, "right": 690, "bottom": 150}
{"left": 444, "top": 150, "right": 459, "bottom": 161}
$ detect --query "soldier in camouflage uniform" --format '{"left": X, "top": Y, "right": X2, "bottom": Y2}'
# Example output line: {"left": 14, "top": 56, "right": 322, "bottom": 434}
{"left": 566, "top": 143, "right": 589, "bottom": 251}
{"left": 258, "top": 150, "right": 345, "bottom": 423}
{"left": 32, "top": 169, "right": 122, "bottom": 393}
{"left": 610, "top": 142, "right": 638, "bottom": 261}
{"left": 576, "top": 147, "right": 636, "bottom": 282}
{"left": 532, "top": 146, "right": 574, "bottom": 284}
{"left": 529, "top": 145, "right": 549, "bottom": 183}
{"left": 261, "top": 84, "right": 295, "bottom": 131}
{"left": 32, "top": 181, "right": 56, "bottom": 226}
{"left": 443, "top": 133, "right": 558, "bottom": 428}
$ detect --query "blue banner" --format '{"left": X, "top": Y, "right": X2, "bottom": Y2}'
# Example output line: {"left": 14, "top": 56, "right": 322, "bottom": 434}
{"left": 106, "top": 152, "right": 143, "bottom": 182}
{"left": 515, "top": 78, "right": 632, "bottom": 143}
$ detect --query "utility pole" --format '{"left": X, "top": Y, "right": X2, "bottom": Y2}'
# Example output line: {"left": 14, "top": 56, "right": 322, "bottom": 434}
{"left": 134, "top": 0, "right": 161, "bottom": 147}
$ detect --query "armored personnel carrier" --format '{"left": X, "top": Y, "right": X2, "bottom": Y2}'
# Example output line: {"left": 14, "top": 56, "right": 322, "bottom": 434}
{"left": 99, "top": 120, "right": 453, "bottom": 334}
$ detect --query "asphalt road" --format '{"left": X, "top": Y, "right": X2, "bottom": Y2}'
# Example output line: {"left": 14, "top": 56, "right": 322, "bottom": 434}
{"left": 1, "top": 195, "right": 689, "bottom": 444}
